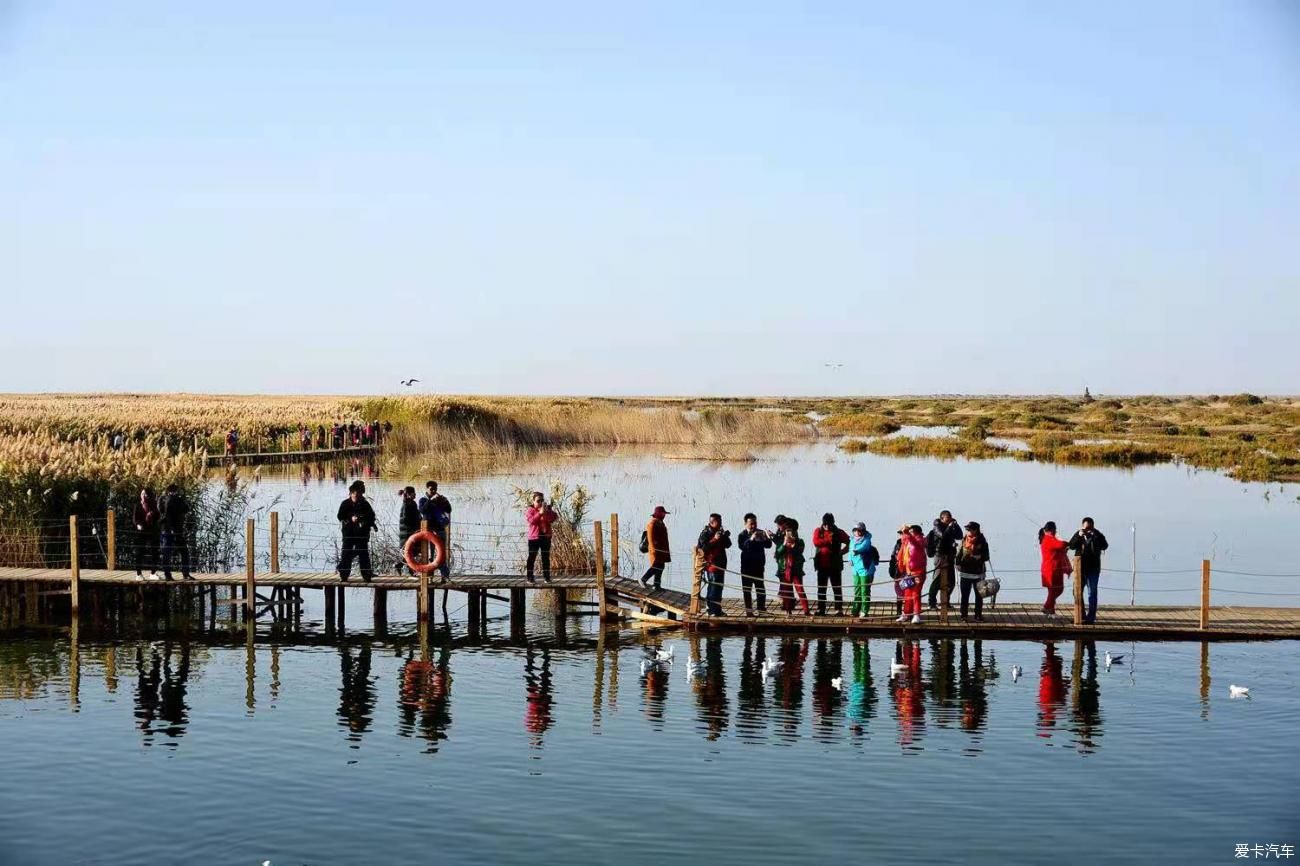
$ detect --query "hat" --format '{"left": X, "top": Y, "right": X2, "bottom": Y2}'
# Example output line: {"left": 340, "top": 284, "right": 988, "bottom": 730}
{"left": 652, "top": 505, "right": 670, "bottom": 518}
{"left": 965, "top": 521, "right": 980, "bottom": 531}
{"left": 853, "top": 521, "right": 867, "bottom": 533}
{"left": 909, "top": 524, "right": 923, "bottom": 534}
{"left": 898, "top": 523, "right": 910, "bottom": 534}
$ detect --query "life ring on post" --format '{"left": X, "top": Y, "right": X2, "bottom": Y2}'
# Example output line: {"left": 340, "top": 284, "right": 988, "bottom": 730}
{"left": 403, "top": 530, "right": 447, "bottom": 574}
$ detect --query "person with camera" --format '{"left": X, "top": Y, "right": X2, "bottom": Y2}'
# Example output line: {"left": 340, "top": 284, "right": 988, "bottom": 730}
{"left": 926, "top": 509, "right": 963, "bottom": 610}
{"left": 524, "top": 491, "right": 559, "bottom": 582}
{"left": 337, "top": 480, "right": 377, "bottom": 581}
{"left": 955, "top": 520, "right": 990, "bottom": 621}
{"left": 1068, "top": 517, "right": 1109, "bottom": 624}
{"left": 774, "top": 518, "right": 809, "bottom": 615}
{"left": 696, "top": 513, "right": 733, "bottom": 616}
{"left": 812, "top": 512, "right": 850, "bottom": 615}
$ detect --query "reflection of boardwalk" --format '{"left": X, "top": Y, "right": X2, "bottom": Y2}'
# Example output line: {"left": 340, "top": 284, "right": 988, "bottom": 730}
{"left": 204, "top": 445, "right": 378, "bottom": 466}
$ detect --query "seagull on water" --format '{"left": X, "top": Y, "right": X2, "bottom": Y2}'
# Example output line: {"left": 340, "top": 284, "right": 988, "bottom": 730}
{"left": 889, "top": 660, "right": 909, "bottom": 679}
{"left": 1229, "top": 684, "right": 1250, "bottom": 699}
{"left": 1011, "top": 664, "right": 1023, "bottom": 682}
{"left": 651, "top": 644, "right": 674, "bottom": 663}
{"left": 1105, "top": 651, "right": 1125, "bottom": 667}
{"left": 831, "top": 676, "right": 843, "bottom": 691}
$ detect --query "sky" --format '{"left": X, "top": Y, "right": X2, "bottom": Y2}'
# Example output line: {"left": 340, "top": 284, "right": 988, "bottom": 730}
{"left": 3, "top": 1, "right": 1298, "bottom": 396}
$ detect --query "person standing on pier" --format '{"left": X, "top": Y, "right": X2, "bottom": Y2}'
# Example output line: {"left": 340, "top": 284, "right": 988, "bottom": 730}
{"left": 525, "top": 491, "right": 559, "bottom": 582}
{"left": 897, "top": 524, "right": 927, "bottom": 624}
{"left": 640, "top": 505, "right": 671, "bottom": 589}
{"left": 955, "top": 521, "right": 990, "bottom": 621}
{"left": 696, "top": 513, "right": 732, "bottom": 616}
{"left": 1038, "top": 521, "right": 1070, "bottom": 616}
{"left": 133, "top": 487, "right": 160, "bottom": 577}
{"left": 775, "top": 519, "right": 810, "bottom": 616}
{"left": 812, "top": 513, "right": 850, "bottom": 615}
{"left": 225, "top": 428, "right": 238, "bottom": 457}
{"left": 849, "top": 522, "right": 878, "bottom": 618}
{"left": 337, "top": 480, "right": 377, "bottom": 581}
{"left": 1068, "top": 517, "right": 1109, "bottom": 624}
{"left": 395, "top": 486, "right": 421, "bottom": 575}
{"left": 158, "top": 483, "right": 193, "bottom": 580}
{"left": 419, "top": 481, "right": 453, "bottom": 580}
{"left": 737, "top": 513, "right": 772, "bottom": 615}
{"left": 926, "top": 510, "right": 963, "bottom": 611}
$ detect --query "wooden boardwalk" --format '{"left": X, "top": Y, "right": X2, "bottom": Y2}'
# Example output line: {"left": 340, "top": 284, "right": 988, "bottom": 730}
{"left": 1, "top": 567, "right": 1298, "bottom": 640}
{"left": 203, "top": 444, "right": 378, "bottom": 466}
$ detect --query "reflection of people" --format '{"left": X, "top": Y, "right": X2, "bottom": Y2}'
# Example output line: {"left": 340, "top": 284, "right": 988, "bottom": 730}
{"left": 398, "top": 647, "right": 453, "bottom": 753}
{"left": 338, "top": 644, "right": 376, "bottom": 740}
{"left": 890, "top": 639, "right": 925, "bottom": 747}
{"left": 694, "top": 638, "right": 729, "bottom": 741}
{"left": 524, "top": 647, "right": 554, "bottom": 747}
{"left": 1036, "top": 642, "right": 1069, "bottom": 739}
{"left": 641, "top": 648, "right": 670, "bottom": 728}
{"left": 157, "top": 641, "right": 192, "bottom": 740}
{"left": 1070, "top": 640, "right": 1103, "bottom": 753}
{"left": 811, "top": 639, "right": 843, "bottom": 739}
{"left": 134, "top": 647, "right": 161, "bottom": 734}
{"left": 957, "top": 639, "right": 989, "bottom": 738}
{"left": 846, "top": 642, "right": 876, "bottom": 734}
{"left": 773, "top": 638, "right": 809, "bottom": 741}
{"left": 736, "top": 636, "right": 768, "bottom": 741}
{"left": 1038, "top": 522, "right": 1070, "bottom": 616}
{"left": 1068, "top": 519, "right": 1109, "bottom": 624}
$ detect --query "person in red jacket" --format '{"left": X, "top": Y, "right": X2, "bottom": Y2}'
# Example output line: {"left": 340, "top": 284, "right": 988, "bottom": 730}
{"left": 896, "top": 524, "right": 928, "bottom": 624}
{"left": 524, "top": 491, "right": 559, "bottom": 582}
{"left": 811, "top": 513, "right": 850, "bottom": 616}
{"left": 1038, "top": 521, "right": 1071, "bottom": 615}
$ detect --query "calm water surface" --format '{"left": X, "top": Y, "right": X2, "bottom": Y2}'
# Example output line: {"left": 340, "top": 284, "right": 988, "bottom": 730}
{"left": 1, "top": 600, "right": 1297, "bottom": 865}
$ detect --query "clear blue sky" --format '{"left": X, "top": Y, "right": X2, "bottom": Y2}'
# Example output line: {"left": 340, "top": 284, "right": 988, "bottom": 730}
{"left": 4, "top": 1, "right": 1298, "bottom": 395}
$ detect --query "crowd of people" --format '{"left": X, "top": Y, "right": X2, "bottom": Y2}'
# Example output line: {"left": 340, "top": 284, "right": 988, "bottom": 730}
{"left": 132, "top": 484, "right": 193, "bottom": 580}
{"left": 222, "top": 421, "right": 392, "bottom": 456}
{"left": 641, "top": 507, "right": 1110, "bottom": 623}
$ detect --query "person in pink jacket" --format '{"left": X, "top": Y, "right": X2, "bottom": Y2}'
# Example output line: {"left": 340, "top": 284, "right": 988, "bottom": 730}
{"left": 525, "top": 491, "right": 559, "bottom": 582}
{"left": 896, "top": 524, "right": 928, "bottom": 624}
{"left": 1038, "top": 521, "right": 1071, "bottom": 615}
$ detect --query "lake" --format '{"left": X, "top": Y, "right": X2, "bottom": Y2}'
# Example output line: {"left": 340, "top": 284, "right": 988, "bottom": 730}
{"left": 2, "top": 444, "right": 1298, "bottom": 865}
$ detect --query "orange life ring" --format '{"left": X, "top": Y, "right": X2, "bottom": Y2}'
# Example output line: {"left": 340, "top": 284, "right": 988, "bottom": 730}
{"left": 403, "top": 530, "right": 447, "bottom": 574}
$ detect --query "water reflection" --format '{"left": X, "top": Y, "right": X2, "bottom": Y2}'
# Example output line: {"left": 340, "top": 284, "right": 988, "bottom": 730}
{"left": 811, "top": 639, "right": 843, "bottom": 742}
{"left": 889, "top": 639, "right": 925, "bottom": 749}
{"left": 1036, "top": 642, "right": 1068, "bottom": 741}
{"left": 1069, "top": 640, "right": 1103, "bottom": 755}
{"left": 398, "top": 646, "right": 453, "bottom": 754}
{"left": 957, "top": 640, "right": 991, "bottom": 750}
{"left": 133, "top": 642, "right": 191, "bottom": 744}
{"left": 735, "top": 636, "right": 769, "bottom": 743}
{"left": 691, "top": 637, "right": 728, "bottom": 742}
{"left": 845, "top": 642, "right": 877, "bottom": 736}
{"left": 338, "top": 644, "right": 376, "bottom": 744}
{"left": 772, "top": 638, "right": 808, "bottom": 743}
{"left": 524, "top": 646, "right": 554, "bottom": 750}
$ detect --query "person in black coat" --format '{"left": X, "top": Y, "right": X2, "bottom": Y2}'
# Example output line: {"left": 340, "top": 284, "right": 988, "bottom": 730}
{"left": 158, "top": 484, "right": 192, "bottom": 580}
{"left": 926, "top": 510, "right": 963, "bottom": 610}
{"left": 1068, "top": 517, "right": 1109, "bottom": 624}
{"left": 337, "top": 480, "right": 377, "bottom": 581}
{"left": 737, "top": 513, "right": 772, "bottom": 614}
{"left": 395, "top": 486, "right": 421, "bottom": 574}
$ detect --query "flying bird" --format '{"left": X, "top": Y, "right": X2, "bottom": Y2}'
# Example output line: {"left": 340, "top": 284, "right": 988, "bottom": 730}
{"left": 823, "top": 363, "right": 844, "bottom": 370}
{"left": 400, "top": 378, "right": 420, "bottom": 387}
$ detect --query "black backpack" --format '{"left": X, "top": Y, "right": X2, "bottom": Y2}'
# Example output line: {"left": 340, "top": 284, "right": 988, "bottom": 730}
{"left": 868, "top": 545, "right": 880, "bottom": 567}
{"left": 639, "top": 530, "right": 650, "bottom": 554}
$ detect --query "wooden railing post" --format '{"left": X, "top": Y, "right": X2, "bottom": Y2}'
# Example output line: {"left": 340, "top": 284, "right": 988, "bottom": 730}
{"left": 1200, "top": 559, "right": 1211, "bottom": 631}
{"left": 418, "top": 519, "right": 430, "bottom": 622}
{"left": 1072, "top": 555, "right": 1084, "bottom": 626}
{"left": 940, "top": 559, "right": 950, "bottom": 625}
{"left": 69, "top": 515, "right": 80, "bottom": 616}
{"left": 689, "top": 558, "right": 702, "bottom": 618}
{"left": 595, "top": 520, "right": 607, "bottom": 621}
{"left": 244, "top": 519, "right": 256, "bottom": 618}
{"left": 609, "top": 513, "right": 619, "bottom": 578}
{"left": 270, "top": 512, "right": 280, "bottom": 573}
{"left": 106, "top": 509, "right": 116, "bottom": 571}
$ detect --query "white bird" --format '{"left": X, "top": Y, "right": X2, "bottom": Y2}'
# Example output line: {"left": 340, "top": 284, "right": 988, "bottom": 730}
{"left": 1105, "top": 652, "right": 1125, "bottom": 667}
{"left": 1229, "top": 684, "right": 1250, "bottom": 699}
{"left": 639, "top": 659, "right": 651, "bottom": 676}
{"left": 889, "top": 661, "right": 909, "bottom": 679}
{"left": 1011, "top": 664, "right": 1023, "bottom": 682}
{"left": 653, "top": 645, "right": 675, "bottom": 663}
{"left": 761, "top": 658, "right": 783, "bottom": 678}
{"left": 400, "top": 378, "right": 420, "bottom": 387}
{"left": 686, "top": 660, "right": 706, "bottom": 680}
{"left": 831, "top": 676, "right": 843, "bottom": 691}
{"left": 823, "top": 363, "right": 844, "bottom": 370}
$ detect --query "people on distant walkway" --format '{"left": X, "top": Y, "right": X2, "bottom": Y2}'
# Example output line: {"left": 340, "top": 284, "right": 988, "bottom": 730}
{"left": 158, "top": 483, "right": 193, "bottom": 580}
{"left": 337, "top": 480, "right": 377, "bottom": 581}
{"left": 225, "top": 428, "right": 238, "bottom": 457}
{"left": 926, "top": 510, "right": 963, "bottom": 611}
{"left": 897, "top": 524, "right": 927, "bottom": 624}
{"left": 133, "top": 487, "right": 160, "bottom": 577}
{"left": 641, "top": 505, "right": 671, "bottom": 590}
{"left": 955, "top": 521, "right": 990, "bottom": 621}
{"left": 737, "top": 513, "right": 771, "bottom": 615}
{"left": 418, "top": 481, "right": 452, "bottom": 580}
{"left": 1068, "top": 517, "right": 1109, "bottom": 624}
{"left": 395, "top": 486, "right": 421, "bottom": 575}
{"left": 775, "top": 517, "right": 809, "bottom": 616}
{"left": 525, "top": 491, "right": 559, "bottom": 582}
{"left": 696, "top": 514, "right": 732, "bottom": 616}
{"left": 1038, "top": 521, "right": 1070, "bottom": 616}
{"left": 849, "top": 522, "right": 878, "bottom": 619}
{"left": 812, "top": 513, "right": 850, "bottom": 615}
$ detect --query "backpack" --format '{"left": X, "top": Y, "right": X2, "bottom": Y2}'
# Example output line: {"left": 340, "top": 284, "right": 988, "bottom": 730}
{"left": 868, "top": 545, "right": 880, "bottom": 567}
{"left": 638, "top": 530, "right": 650, "bottom": 554}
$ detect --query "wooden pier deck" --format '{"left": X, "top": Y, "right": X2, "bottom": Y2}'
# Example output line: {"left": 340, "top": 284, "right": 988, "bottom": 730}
{"left": 2, "top": 567, "right": 1298, "bottom": 641}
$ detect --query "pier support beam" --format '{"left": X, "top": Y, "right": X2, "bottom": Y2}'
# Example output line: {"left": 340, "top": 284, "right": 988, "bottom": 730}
{"left": 467, "top": 589, "right": 481, "bottom": 628}
{"left": 324, "top": 587, "right": 336, "bottom": 629}
{"left": 69, "top": 515, "right": 81, "bottom": 619}
{"left": 1072, "top": 555, "right": 1084, "bottom": 626}
{"left": 1200, "top": 559, "right": 1211, "bottom": 631}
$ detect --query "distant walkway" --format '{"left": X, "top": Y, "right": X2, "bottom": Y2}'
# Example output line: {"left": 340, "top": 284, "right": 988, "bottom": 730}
{"left": 203, "top": 444, "right": 378, "bottom": 466}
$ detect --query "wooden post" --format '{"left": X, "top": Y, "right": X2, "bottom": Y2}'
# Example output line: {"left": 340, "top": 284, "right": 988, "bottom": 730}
{"left": 510, "top": 587, "right": 525, "bottom": 626}
{"left": 689, "top": 562, "right": 702, "bottom": 618}
{"left": 417, "top": 519, "right": 430, "bottom": 622}
{"left": 270, "top": 511, "right": 280, "bottom": 573}
{"left": 244, "top": 518, "right": 256, "bottom": 619}
{"left": 106, "top": 509, "right": 116, "bottom": 571}
{"left": 467, "top": 589, "right": 481, "bottom": 628}
{"left": 69, "top": 515, "right": 80, "bottom": 617}
{"left": 609, "top": 513, "right": 619, "bottom": 577}
{"left": 595, "top": 520, "right": 608, "bottom": 621}
{"left": 1072, "top": 555, "right": 1083, "bottom": 626}
{"left": 324, "top": 586, "right": 336, "bottom": 627}
{"left": 940, "top": 559, "right": 950, "bottom": 625}
{"left": 1200, "top": 559, "right": 1211, "bottom": 631}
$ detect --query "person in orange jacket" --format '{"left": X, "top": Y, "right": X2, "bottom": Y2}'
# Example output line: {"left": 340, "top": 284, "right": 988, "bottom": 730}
{"left": 1038, "top": 521, "right": 1071, "bottom": 615}
{"left": 641, "top": 505, "right": 671, "bottom": 590}
{"left": 896, "top": 524, "right": 928, "bottom": 624}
